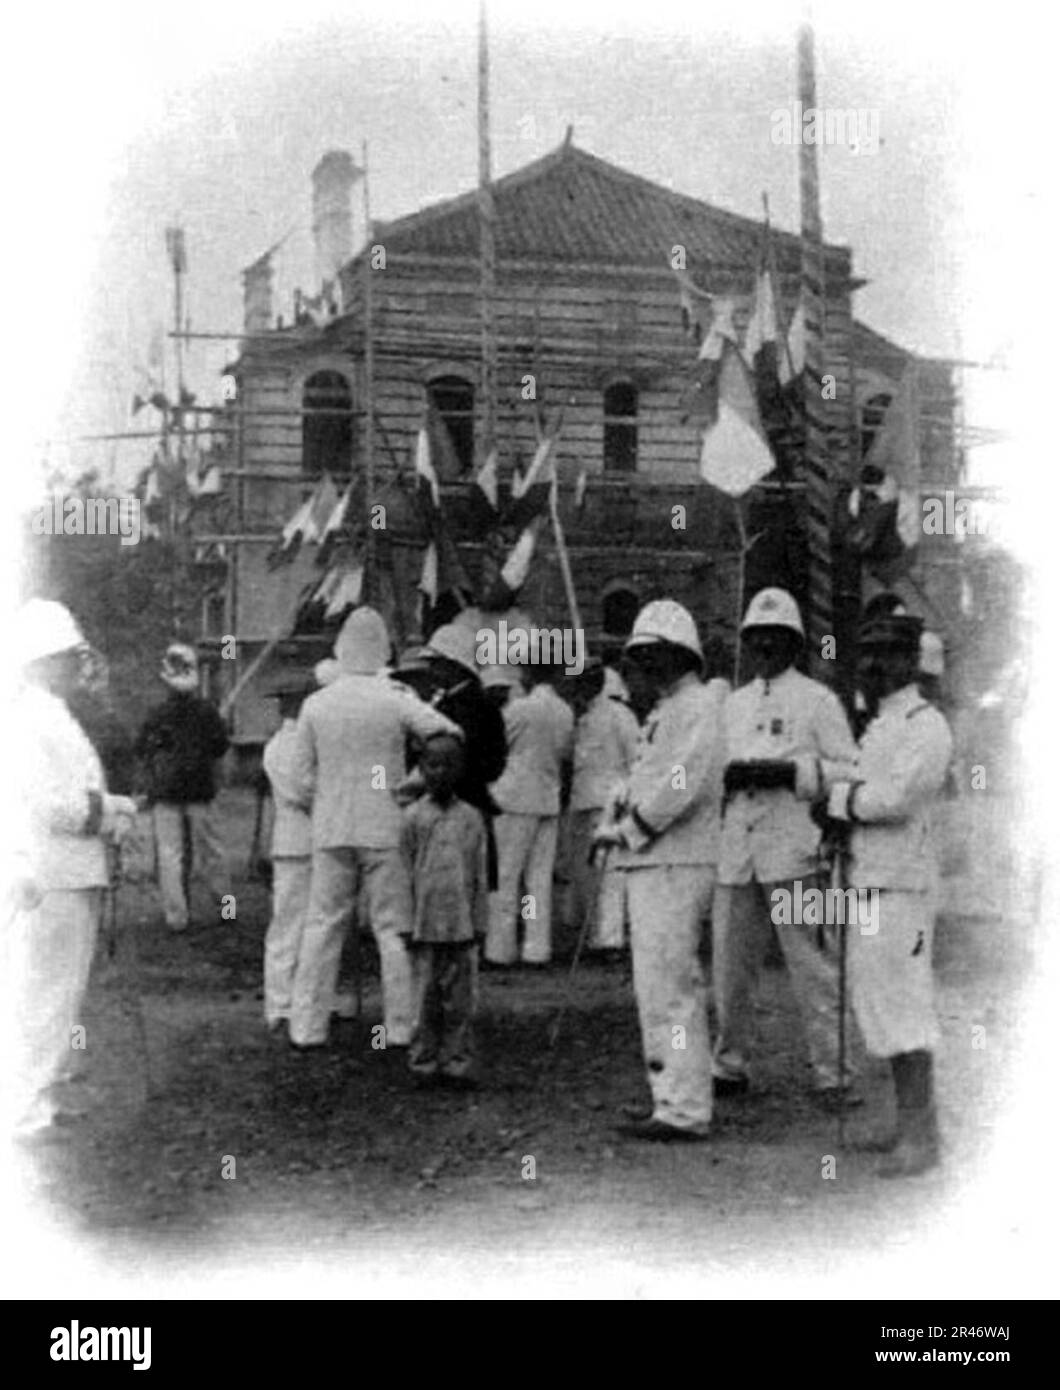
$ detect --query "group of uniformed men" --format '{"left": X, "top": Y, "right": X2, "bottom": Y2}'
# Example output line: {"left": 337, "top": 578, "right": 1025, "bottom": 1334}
{"left": 8, "top": 582, "right": 952, "bottom": 1179}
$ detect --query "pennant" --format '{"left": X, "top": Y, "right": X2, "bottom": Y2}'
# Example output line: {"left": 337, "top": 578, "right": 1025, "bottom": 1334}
{"left": 505, "top": 437, "right": 555, "bottom": 532}
{"left": 499, "top": 515, "right": 544, "bottom": 594}
{"left": 475, "top": 448, "right": 499, "bottom": 512}
{"left": 414, "top": 426, "right": 440, "bottom": 510}
{"left": 783, "top": 297, "right": 805, "bottom": 384}
{"left": 697, "top": 342, "right": 776, "bottom": 497}
{"left": 198, "top": 464, "right": 222, "bottom": 496}
{"left": 418, "top": 541, "right": 439, "bottom": 605}
{"left": 317, "top": 482, "right": 353, "bottom": 564}
{"left": 324, "top": 565, "right": 364, "bottom": 618}
{"left": 574, "top": 468, "right": 588, "bottom": 511}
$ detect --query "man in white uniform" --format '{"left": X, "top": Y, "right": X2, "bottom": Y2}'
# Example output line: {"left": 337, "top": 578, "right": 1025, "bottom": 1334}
{"left": 286, "top": 607, "right": 459, "bottom": 1049}
{"left": 485, "top": 666, "right": 574, "bottom": 967}
{"left": 5, "top": 600, "right": 137, "bottom": 1141}
{"left": 823, "top": 612, "right": 953, "bottom": 1176}
{"left": 712, "top": 588, "right": 859, "bottom": 1107}
{"left": 594, "top": 601, "right": 728, "bottom": 1141}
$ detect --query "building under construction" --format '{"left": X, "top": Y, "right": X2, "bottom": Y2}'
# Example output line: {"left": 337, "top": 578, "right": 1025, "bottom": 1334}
{"left": 197, "top": 132, "right": 972, "bottom": 750}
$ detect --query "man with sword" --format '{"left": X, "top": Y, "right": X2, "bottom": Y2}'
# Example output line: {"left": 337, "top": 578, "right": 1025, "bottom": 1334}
{"left": 818, "top": 611, "right": 953, "bottom": 1177}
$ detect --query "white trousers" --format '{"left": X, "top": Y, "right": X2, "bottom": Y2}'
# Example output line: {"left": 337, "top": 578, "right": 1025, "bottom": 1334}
{"left": 263, "top": 857, "right": 311, "bottom": 1027}
{"left": 289, "top": 847, "right": 414, "bottom": 1046}
{"left": 153, "top": 801, "right": 228, "bottom": 931}
{"left": 563, "top": 809, "right": 628, "bottom": 949}
{"left": 486, "top": 813, "right": 559, "bottom": 964}
{"left": 3, "top": 888, "right": 101, "bottom": 1137}
{"left": 712, "top": 878, "right": 853, "bottom": 1090}
{"left": 626, "top": 865, "right": 715, "bottom": 1133}
{"left": 849, "top": 889, "right": 939, "bottom": 1057}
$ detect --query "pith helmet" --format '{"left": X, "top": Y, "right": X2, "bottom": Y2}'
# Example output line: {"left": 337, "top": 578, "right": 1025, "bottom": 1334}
{"left": 741, "top": 587, "right": 805, "bottom": 638}
{"left": 161, "top": 642, "right": 199, "bottom": 692}
{"left": 424, "top": 623, "right": 479, "bottom": 675}
{"left": 625, "top": 599, "right": 704, "bottom": 664}
{"left": 16, "top": 598, "right": 85, "bottom": 667}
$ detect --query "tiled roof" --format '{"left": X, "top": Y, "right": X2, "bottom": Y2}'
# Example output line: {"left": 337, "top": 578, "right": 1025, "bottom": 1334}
{"left": 371, "top": 141, "right": 851, "bottom": 276}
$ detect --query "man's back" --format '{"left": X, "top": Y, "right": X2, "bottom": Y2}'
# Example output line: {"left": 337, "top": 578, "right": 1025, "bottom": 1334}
{"left": 491, "top": 683, "right": 574, "bottom": 815}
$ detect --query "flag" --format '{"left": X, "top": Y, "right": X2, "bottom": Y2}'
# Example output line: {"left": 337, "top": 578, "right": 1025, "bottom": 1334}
{"left": 414, "top": 426, "right": 440, "bottom": 511}
{"left": 697, "top": 341, "right": 776, "bottom": 497}
{"left": 317, "top": 482, "right": 353, "bottom": 565}
{"left": 574, "top": 468, "right": 588, "bottom": 511}
{"left": 267, "top": 475, "right": 339, "bottom": 568}
{"left": 324, "top": 565, "right": 364, "bottom": 618}
{"left": 864, "top": 362, "right": 920, "bottom": 491}
{"left": 418, "top": 541, "right": 439, "bottom": 606}
{"left": 198, "top": 464, "right": 223, "bottom": 496}
{"left": 673, "top": 268, "right": 712, "bottom": 346}
{"left": 465, "top": 447, "right": 500, "bottom": 534}
{"left": 742, "top": 250, "right": 801, "bottom": 478}
{"left": 699, "top": 296, "right": 739, "bottom": 362}
{"left": 783, "top": 297, "right": 805, "bottom": 384}
{"left": 499, "top": 514, "right": 544, "bottom": 595}
{"left": 475, "top": 448, "right": 499, "bottom": 511}
{"left": 505, "top": 436, "right": 555, "bottom": 531}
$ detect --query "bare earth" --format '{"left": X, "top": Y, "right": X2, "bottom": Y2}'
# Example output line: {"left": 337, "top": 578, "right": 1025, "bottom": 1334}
{"left": 7, "top": 787, "right": 1048, "bottom": 1299}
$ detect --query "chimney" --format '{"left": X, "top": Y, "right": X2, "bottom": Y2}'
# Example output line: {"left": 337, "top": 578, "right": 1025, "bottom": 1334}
{"left": 312, "top": 150, "right": 364, "bottom": 294}
{"left": 242, "top": 251, "right": 274, "bottom": 335}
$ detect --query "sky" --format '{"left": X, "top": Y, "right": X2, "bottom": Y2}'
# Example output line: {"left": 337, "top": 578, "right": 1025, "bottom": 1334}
{"left": 4, "top": 0, "right": 1042, "bottom": 517}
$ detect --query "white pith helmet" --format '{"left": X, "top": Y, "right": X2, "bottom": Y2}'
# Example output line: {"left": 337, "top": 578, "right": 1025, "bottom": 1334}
{"left": 425, "top": 623, "right": 479, "bottom": 675}
{"left": 741, "top": 587, "right": 805, "bottom": 638}
{"left": 161, "top": 642, "right": 200, "bottom": 693}
{"left": 625, "top": 599, "right": 704, "bottom": 664}
{"left": 16, "top": 598, "right": 86, "bottom": 667}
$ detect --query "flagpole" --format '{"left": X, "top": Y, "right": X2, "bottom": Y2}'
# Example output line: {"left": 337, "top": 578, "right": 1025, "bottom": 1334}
{"left": 548, "top": 473, "right": 582, "bottom": 635}
{"left": 361, "top": 141, "right": 376, "bottom": 606}
{"left": 479, "top": 0, "right": 497, "bottom": 462}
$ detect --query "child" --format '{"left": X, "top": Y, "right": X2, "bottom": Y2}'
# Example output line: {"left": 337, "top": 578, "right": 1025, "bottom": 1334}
{"left": 401, "top": 733, "right": 488, "bottom": 1087}
{"left": 261, "top": 675, "right": 315, "bottom": 1034}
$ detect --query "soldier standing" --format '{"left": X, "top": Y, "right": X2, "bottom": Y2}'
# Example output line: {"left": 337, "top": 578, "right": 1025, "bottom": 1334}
{"left": 821, "top": 612, "right": 953, "bottom": 1177}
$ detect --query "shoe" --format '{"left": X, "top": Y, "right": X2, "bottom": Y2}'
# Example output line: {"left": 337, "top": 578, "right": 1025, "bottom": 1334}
{"left": 878, "top": 1125, "right": 939, "bottom": 1178}
{"left": 331, "top": 993, "right": 358, "bottom": 1020}
{"left": 617, "top": 1118, "right": 711, "bottom": 1143}
{"left": 878, "top": 1051, "right": 939, "bottom": 1178}
{"left": 850, "top": 1130, "right": 898, "bottom": 1154}
{"left": 811, "top": 1087, "right": 864, "bottom": 1114}
{"left": 479, "top": 958, "right": 512, "bottom": 972}
{"left": 712, "top": 1076, "right": 750, "bottom": 1099}
{"left": 288, "top": 1039, "right": 327, "bottom": 1053}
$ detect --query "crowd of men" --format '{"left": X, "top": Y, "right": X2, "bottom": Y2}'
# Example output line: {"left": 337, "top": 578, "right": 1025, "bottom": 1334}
{"left": 6, "top": 584, "right": 952, "bottom": 1179}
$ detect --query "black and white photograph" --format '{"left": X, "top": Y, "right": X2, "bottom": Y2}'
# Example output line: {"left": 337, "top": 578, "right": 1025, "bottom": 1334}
{"left": 2, "top": 0, "right": 1054, "bottom": 1318}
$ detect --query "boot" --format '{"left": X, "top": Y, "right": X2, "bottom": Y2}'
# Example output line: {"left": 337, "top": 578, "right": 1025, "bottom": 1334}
{"left": 879, "top": 1051, "right": 940, "bottom": 1179}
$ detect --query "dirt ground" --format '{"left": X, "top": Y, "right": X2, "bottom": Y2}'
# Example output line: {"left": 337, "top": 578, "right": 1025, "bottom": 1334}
{"left": 6, "top": 786, "right": 1051, "bottom": 1299}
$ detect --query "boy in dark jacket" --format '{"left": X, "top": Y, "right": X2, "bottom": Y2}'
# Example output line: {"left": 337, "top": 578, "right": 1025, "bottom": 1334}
{"left": 135, "top": 643, "right": 229, "bottom": 932}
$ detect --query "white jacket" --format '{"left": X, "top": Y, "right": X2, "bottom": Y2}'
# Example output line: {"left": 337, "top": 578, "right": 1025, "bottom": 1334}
{"left": 610, "top": 674, "right": 729, "bottom": 868}
{"left": 830, "top": 684, "right": 953, "bottom": 892}
{"left": 291, "top": 675, "right": 458, "bottom": 851}
{"left": 263, "top": 719, "right": 311, "bottom": 858}
{"left": 15, "top": 684, "right": 109, "bottom": 891}
{"left": 570, "top": 677, "right": 640, "bottom": 813}
{"left": 718, "top": 666, "right": 857, "bottom": 885}
{"left": 490, "top": 684, "right": 575, "bottom": 817}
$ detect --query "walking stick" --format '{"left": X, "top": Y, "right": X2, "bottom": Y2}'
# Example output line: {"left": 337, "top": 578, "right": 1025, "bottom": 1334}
{"left": 547, "top": 845, "right": 610, "bottom": 1051}
{"left": 832, "top": 831, "right": 851, "bottom": 1150}
{"left": 109, "top": 848, "right": 154, "bottom": 1102}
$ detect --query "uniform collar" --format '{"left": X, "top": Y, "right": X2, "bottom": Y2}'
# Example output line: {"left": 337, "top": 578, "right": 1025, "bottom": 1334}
{"left": 753, "top": 665, "right": 796, "bottom": 695}
{"left": 877, "top": 683, "right": 923, "bottom": 718}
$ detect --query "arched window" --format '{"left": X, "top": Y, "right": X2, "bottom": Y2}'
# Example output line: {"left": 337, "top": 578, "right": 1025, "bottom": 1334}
{"left": 603, "top": 380, "right": 638, "bottom": 473}
{"left": 602, "top": 585, "right": 640, "bottom": 639}
{"left": 860, "top": 392, "right": 893, "bottom": 459}
{"left": 427, "top": 375, "right": 475, "bottom": 475}
{"left": 302, "top": 370, "right": 353, "bottom": 477}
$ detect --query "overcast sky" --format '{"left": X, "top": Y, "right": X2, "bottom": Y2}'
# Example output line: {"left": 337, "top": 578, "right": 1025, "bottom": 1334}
{"left": 6, "top": 0, "right": 1038, "bottom": 506}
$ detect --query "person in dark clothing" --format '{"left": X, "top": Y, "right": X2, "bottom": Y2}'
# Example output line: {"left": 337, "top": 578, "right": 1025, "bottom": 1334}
{"left": 390, "top": 623, "right": 507, "bottom": 889}
{"left": 134, "top": 642, "right": 229, "bottom": 932}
